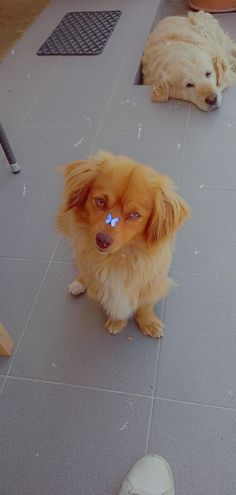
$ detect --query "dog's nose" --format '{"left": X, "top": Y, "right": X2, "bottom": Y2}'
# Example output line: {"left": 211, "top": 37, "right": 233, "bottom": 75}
{"left": 96, "top": 232, "right": 113, "bottom": 250}
{"left": 205, "top": 94, "right": 217, "bottom": 106}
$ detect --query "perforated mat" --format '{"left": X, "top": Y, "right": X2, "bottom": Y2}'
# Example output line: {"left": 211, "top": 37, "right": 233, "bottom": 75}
{"left": 37, "top": 11, "right": 122, "bottom": 56}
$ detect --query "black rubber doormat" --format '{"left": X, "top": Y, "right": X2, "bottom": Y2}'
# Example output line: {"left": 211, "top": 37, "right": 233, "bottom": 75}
{"left": 37, "top": 11, "right": 122, "bottom": 56}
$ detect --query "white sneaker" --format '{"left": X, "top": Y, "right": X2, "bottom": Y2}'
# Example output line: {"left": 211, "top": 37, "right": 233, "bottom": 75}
{"left": 118, "top": 454, "right": 174, "bottom": 495}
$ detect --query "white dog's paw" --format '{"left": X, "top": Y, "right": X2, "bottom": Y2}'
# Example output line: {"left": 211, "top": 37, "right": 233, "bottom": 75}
{"left": 69, "top": 280, "right": 86, "bottom": 296}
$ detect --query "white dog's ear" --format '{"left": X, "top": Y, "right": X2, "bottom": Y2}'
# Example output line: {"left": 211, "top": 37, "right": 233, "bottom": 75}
{"left": 151, "top": 79, "right": 170, "bottom": 102}
{"left": 213, "top": 55, "right": 228, "bottom": 86}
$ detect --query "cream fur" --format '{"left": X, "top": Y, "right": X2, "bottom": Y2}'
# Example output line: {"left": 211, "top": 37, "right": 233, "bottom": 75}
{"left": 142, "top": 11, "right": 236, "bottom": 111}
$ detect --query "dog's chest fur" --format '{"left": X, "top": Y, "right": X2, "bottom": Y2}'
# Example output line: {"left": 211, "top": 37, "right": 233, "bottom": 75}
{"left": 74, "top": 237, "right": 172, "bottom": 321}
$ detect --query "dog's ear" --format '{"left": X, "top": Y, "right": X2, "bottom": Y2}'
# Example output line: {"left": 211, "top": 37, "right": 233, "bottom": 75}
{"left": 213, "top": 55, "right": 228, "bottom": 86}
{"left": 146, "top": 175, "right": 190, "bottom": 244}
{"left": 61, "top": 158, "right": 99, "bottom": 211}
{"left": 151, "top": 79, "right": 170, "bottom": 102}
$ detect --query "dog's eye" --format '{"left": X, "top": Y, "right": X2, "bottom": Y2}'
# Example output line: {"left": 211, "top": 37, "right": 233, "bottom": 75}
{"left": 95, "top": 197, "right": 106, "bottom": 209}
{"left": 186, "top": 82, "right": 195, "bottom": 88}
{"left": 127, "top": 212, "right": 140, "bottom": 220}
{"left": 205, "top": 71, "right": 211, "bottom": 78}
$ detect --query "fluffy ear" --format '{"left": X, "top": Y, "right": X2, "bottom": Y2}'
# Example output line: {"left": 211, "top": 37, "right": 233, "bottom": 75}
{"left": 213, "top": 55, "right": 228, "bottom": 86}
{"left": 62, "top": 158, "right": 99, "bottom": 211}
{"left": 146, "top": 176, "right": 191, "bottom": 244}
{"left": 151, "top": 79, "right": 170, "bottom": 102}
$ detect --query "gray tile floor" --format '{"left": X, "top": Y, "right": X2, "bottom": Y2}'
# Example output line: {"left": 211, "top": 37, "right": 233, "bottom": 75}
{"left": 1, "top": 1, "right": 236, "bottom": 494}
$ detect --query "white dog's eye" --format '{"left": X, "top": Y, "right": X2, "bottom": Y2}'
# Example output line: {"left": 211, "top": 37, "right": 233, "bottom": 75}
{"left": 186, "top": 82, "right": 195, "bottom": 88}
{"left": 95, "top": 197, "right": 106, "bottom": 208}
{"left": 205, "top": 71, "right": 211, "bottom": 78}
{"left": 127, "top": 212, "right": 141, "bottom": 220}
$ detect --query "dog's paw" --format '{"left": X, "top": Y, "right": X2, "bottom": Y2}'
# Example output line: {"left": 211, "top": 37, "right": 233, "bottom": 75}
{"left": 105, "top": 317, "right": 127, "bottom": 335}
{"left": 136, "top": 315, "right": 164, "bottom": 339}
{"left": 69, "top": 280, "right": 86, "bottom": 296}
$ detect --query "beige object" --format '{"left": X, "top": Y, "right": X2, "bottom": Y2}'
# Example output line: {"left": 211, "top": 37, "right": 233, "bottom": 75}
{"left": 0, "top": 323, "right": 14, "bottom": 356}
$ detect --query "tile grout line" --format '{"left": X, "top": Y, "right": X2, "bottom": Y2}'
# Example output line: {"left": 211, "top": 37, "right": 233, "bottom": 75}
{"left": 3, "top": 375, "right": 236, "bottom": 413}
{"left": 11, "top": 125, "right": 98, "bottom": 130}
{"left": 145, "top": 299, "right": 167, "bottom": 454}
{"left": 8, "top": 125, "right": 196, "bottom": 131}
{"left": 0, "top": 257, "right": 50, "bottom": 263}
{"left": 144, "top": 105, "right": 190, "bottom": 453}
{"left": 171, "top": 269, "right": 236, "bottom": 278}
{"left": 179, "top": 186, "right": 236, "bottom": 192}
{"left": 0, "top": 235, "right": 60, "bottom": 399}
{"left": 188, "top": 125, "right": 236, "bottom": 130}
{"left": 6, "top": 375, "right": 153, "bottom": 400}
{"left": 0, "top": 256, "right": 74, "bottom": 264}
{"left": 155, "top": 395, "right": 236, "bottom": 412}
{"left": 12, "top": 124, "right": 231, "bottom": 132}
{"left": 176, "top": 104, "right": 191, "bottom": 190}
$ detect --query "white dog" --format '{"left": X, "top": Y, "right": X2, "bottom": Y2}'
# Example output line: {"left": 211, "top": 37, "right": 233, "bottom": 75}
{"left": 142, "top": 11, "right": 236, "bottom": 111}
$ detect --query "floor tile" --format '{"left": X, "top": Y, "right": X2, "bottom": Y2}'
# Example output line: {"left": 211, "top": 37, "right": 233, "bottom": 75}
{"left": 149, "top": 399, "right": 236, "bottom": 495}
{"left": 0, "top": 378, "right": 151, "bottom": 495}
{"left": 215, "top": 13, "right": 236, "bottom": 38}
{"left": 173, "top": 188, "right": 236, "bottom": 275}
{"left": 0, "top": 126, "right": 96, "bottom": 181}
{"left": 181, "top": 129, "right": 236, "bottom": 191}
{"left": 0, "top": 54, "right": 57, "bottom": 89}
{"left": 0, "top": 259, "right": 47, "bottom": 375}
{"left": 10, "top": 263, "right": 162, "bottom": 395}
{"left": 103, "top": 86, "right": 190, "bottom": 129}
{"left": 53, "top": 238, "right": 73, "bottom": 262}
{"left": 94, "top": 128, "right": 185, "bottom": 185}
{"left": 189, "top": 86, "right": 236, "bottom": 130}
{"left": 156, "top": 271, "right": 236, "bottom": 407}
{"left": 1, "top": 84, "right": 41, "bottom": 127}
{"left": 24, "top": 77, "right": 113, "bottom": 129}
{"left": 0, "top": 126, "right": 17, "bottom": 139}
{"left": 0, "top": 181, "right": 59, "bottom": 259}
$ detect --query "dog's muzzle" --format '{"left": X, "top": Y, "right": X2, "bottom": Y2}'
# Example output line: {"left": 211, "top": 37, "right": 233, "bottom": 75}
{"left": 205, "top": 93, "right": 218, "bottom": 109}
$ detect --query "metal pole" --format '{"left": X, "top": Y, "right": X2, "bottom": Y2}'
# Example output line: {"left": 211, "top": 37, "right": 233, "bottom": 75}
{"left": 0, "top": 123, "right": 20, "bottom": 174}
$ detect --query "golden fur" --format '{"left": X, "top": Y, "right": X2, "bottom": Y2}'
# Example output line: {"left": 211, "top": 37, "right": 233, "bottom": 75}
{"left": 57, "top": 151, "right": 190, "bottom": 338}
{"left": 142, "top": 11, "right": 236, "bottom": 111}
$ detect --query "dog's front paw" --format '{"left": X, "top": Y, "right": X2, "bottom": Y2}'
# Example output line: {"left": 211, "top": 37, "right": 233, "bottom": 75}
{"left": 69, "top": 279, "right": 86, "bottom": 296}
{"left": 105, "top": 317, "right": 127, "bottom": 335}
{"left": 136, "top": 315, "right": 164, "bottom": 339}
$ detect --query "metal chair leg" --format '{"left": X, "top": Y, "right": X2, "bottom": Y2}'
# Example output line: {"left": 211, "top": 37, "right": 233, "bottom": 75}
{"left": 0, "top": 122, "right": 20, "bottom": 174}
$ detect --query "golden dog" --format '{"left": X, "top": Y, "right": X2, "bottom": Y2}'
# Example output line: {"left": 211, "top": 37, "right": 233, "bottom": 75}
{"left": 57, "top": 151, "right": 190, "bottom": 338}
{"left": 142, "top": 11, "right": 236, "bottom": 111}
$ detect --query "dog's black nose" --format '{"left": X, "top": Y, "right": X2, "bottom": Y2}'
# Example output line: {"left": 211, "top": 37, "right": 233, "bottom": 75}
{"left": 205, "top": 94, "right": 217, "bottom": 106}
{"left": 96, "top": 232, "right": 113, "bottom": 250}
